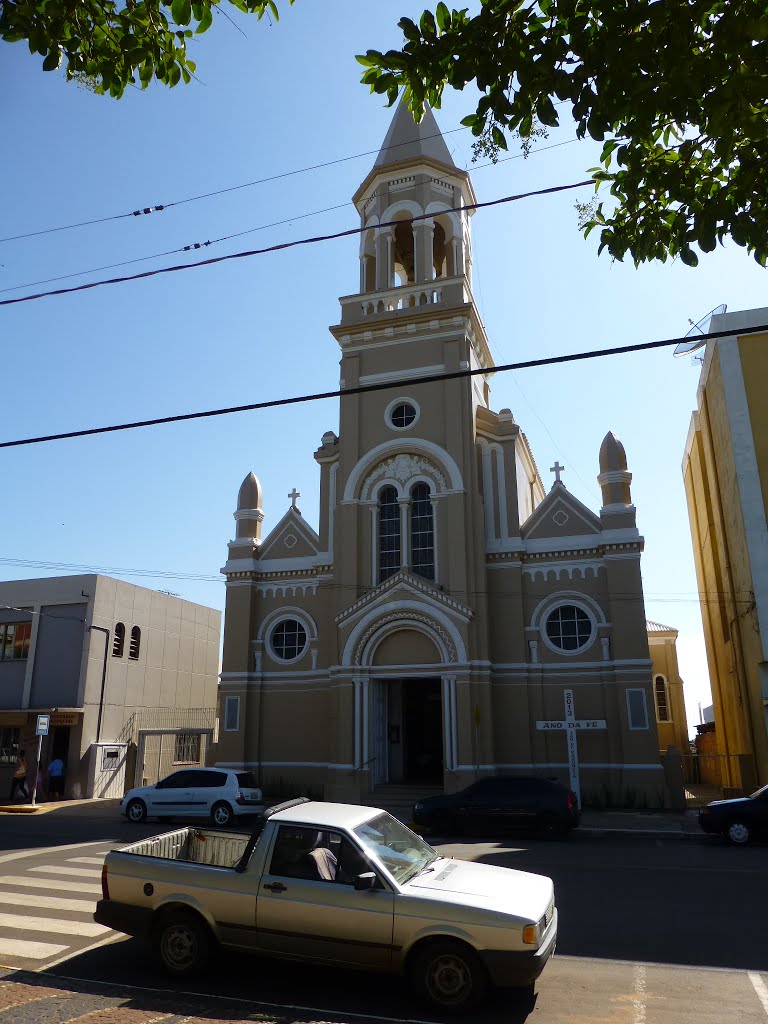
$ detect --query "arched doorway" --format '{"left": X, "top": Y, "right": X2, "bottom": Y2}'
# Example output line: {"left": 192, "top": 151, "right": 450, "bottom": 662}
{"left": 370, "top": 628, "right": 443, "bottom": 786}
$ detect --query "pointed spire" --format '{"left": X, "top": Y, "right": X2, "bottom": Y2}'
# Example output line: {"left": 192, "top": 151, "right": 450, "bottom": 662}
{"left": 374, "top": 99, "right": 456, "bottom": 170}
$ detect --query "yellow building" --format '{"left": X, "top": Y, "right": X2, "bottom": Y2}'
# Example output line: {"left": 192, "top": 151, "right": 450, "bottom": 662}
{"left": 646, "top": 621, "right": 689, "bottom": 754}
{"left": 682, "top": 308, "right": 768, "bottom": 792}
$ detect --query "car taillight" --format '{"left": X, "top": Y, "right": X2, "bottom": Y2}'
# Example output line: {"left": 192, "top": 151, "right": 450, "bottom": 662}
{"left": 101, "top": 863, "right": 110, "bottom": 901}
{"left": 567, "top": 794, "right": 575, "bottom": 810}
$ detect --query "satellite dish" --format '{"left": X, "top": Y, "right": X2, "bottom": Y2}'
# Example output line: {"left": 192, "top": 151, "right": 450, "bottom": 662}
{"left": 674, "top": 303, "right": 727, "bottom": 357}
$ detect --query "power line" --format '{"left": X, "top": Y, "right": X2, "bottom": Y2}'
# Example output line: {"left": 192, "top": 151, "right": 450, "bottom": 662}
{"left": 0, "top": 138, "right": 580, "bottom": 297}
{"left": 0, "top": 320, "right": 762, "bottom": 450}
{"left": 0, "top": 202, "right": 350, "bottom": 295}
{"left": 0, "top": 127, "right": 468, "bottom": 246}
{"left": 0, "top": 563, "right": 751, "bottom": 608}
{"left": 0, "top": 180, "right": 592, "bottom": 307}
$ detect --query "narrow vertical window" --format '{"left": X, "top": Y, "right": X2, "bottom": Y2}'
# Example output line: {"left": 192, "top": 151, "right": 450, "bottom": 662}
{"left": 112, "top": 622, "right": 125, "bottom": 658}
{"left": 626, "top": 688, "right": 649, "bottom": 730}
{"left": 654, "top": 675, "right": 670, "bottom": 722}
{"left": 378, "top": 486, "right": 401, "bottom": 582}
{"left": 129, "top": 626, "right": 141, "bottom": 661}
{"left": 410, "top": 482, "right": 435, "bottom": 580}
{"left": 224, "top": 696, "right": 240, "bottom": 732}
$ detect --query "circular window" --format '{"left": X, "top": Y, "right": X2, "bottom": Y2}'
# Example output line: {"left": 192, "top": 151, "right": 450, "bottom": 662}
{"left": 386, "top": 399, "right": 419, "bottom": 431}
{"left": 270, "top": 619, "right": 308, "bottom": 661}
{"left": 544, "top": 604, "right": 594, "bottom": 652}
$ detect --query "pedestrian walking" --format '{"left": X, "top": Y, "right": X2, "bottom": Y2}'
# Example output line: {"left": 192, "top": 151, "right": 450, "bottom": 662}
{"left": 9, "top": 750, "right": 29, "bottom": 801}
{"left": 46, "top": 756, "right": 65, "bottom": 800}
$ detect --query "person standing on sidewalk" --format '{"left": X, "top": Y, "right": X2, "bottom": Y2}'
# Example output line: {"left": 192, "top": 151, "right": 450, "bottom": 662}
{"left": 9, "top": 750, "right": 29, "bottom": 801}
{"left": 47, "top": 756, "right": 65, "bottom": 800}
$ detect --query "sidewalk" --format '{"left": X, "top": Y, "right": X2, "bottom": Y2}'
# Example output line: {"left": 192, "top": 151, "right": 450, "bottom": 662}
{"left": 0, "top": 798, "right": 122, "bottom": 816}
{"left": 577, "top": 807, "right": 702, "bottom": 839}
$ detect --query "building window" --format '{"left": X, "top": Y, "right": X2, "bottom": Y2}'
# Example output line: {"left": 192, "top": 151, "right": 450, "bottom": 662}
{"left": 387, "top": 400, "right": 419, "bottom": 432}
{"left": 627, "top": 688, "right": 649, "bottom": 730}
{"left": 0, "top": 727, "right": 20, "bottom": 765}
{"left": 174, "top": 732, "right": 201, "bottom": 764}
{"left": 223, "top": 696, "right": 240, "bottom": 732}
{"left": 544, "top": 605, "right": 594, "bottom": 652}
{"left": 410, "top": 482, "right": 435, "bottom": 580}
{"left": 129, "top": 626, "right": 141, "bottom": 661}
{"left": 654, "top": 675, "right": 670, "bottom": 722}
{"left": 378, "top": 486, "right": 401, "bottom": 582}
{"left": 0, "top": 622, "right": 31, "bottom": 661}
{"left": 112, "top": 622, "right": 125, "bottom": 658}
{"left": 270, "top": 619, "right": 308, "bottom": 662}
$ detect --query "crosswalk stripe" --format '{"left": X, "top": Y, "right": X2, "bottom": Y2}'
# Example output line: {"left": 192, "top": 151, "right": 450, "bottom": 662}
{"left": 0, "top": 911, "right": 108, "bottom": 937}
{"left": 67, "top": 856, "right": 110, "bottom": 865}
{"left": 0, "top": 890, "right": 96, "bottom": 912}
{"left": 0, "top": 936, "right": 68, "bottom": 959}
{"left": 0, "top": 876, "right": 102, "bottom": 895}
{"left": 29, "top": 865, "right": 100, "bottom": 879}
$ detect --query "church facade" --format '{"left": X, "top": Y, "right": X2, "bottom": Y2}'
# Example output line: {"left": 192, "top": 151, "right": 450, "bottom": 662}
{"left": 216, "top": 104, "right": 663, "bottom": 807}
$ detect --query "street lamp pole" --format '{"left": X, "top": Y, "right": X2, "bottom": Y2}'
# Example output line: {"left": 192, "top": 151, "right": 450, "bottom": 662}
{"left": 88, "top": 625, "right": 110, "bottom": 744}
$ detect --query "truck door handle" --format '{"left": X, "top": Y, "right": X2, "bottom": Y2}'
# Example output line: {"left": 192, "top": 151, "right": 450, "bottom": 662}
{"left": 263, "top": 881, "right": 287, "bottom": 893}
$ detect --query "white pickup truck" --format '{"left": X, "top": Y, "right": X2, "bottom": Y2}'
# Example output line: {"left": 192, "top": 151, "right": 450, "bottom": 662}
{"left": 95, "top": 798, "right": 557, "bottom": 1012}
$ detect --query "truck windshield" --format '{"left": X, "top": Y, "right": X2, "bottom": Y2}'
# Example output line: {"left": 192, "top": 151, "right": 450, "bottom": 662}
{"left": 354, "top": 812, "right": 440, "bottom": 885}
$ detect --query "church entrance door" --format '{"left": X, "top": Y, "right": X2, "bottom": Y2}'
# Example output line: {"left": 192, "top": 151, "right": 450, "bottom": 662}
{"left": 373, "top": 678, "right": 443, "bottom": 785}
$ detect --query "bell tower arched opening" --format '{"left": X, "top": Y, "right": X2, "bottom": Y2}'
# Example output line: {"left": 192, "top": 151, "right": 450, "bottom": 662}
{"left": 393, "top": 217, "right": 416, "bottom": 286}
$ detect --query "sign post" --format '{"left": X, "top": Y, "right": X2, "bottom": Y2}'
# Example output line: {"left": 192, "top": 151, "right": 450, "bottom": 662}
{"left": 31, "top": 714, "right": 50, "bottom": 807}
{"left": 535, "top": 689, "right": 607, "bottom": 808}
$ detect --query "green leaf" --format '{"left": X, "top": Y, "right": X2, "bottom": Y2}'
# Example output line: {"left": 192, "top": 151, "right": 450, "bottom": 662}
{"left": 42, "top": 50, "right": 61, "bottom": 71}
{"left": 171, "top": 0, "right": 192, "bottom": 26}
{"left": 196, "top": 6, "right": 213, "bottom": 32}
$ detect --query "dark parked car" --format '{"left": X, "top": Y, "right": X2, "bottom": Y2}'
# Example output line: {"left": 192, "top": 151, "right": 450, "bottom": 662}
{"left": 698, "top": 782, "right": 768, "bottom": 845}
{"left": 412, "top": 776, "right": 580, "bottom": 838}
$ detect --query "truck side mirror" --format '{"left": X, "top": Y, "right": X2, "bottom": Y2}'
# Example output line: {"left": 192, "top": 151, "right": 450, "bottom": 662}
{"left": 354, "top": 872, "right": 377, "bottom": 891}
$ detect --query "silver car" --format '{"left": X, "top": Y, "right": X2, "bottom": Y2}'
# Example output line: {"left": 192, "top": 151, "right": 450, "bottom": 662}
{"left": 120, "top": 767, "right": 263, "bottom": 827}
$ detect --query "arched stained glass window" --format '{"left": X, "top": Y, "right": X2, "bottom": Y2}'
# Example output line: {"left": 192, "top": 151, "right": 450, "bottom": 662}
{"left": 378, "top": 486, "right": 401, "bottom": 582}
{"left": 410, "top": 482, "right": 435, "bottom": 580}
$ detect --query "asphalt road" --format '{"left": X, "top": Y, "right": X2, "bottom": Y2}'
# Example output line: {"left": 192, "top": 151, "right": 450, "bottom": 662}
{"left": 0, "top": 809, "right": 766, "bottom": 1023}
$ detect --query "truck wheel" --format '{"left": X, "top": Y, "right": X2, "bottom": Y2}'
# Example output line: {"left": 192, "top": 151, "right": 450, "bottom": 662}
{"left": 126, "top": 799, "right": 147, "bottom": 824}
{"left": 725, "top": 819, "right": 752, "bottom": 845}
{"left": 153, "top": 911, "right": 212, "bottom": 976}
{"left": 410, "top": 938, "right": 487, "bottom": 1013}
{"left": 211, "top": 801, "right": 233, "bottom": 827}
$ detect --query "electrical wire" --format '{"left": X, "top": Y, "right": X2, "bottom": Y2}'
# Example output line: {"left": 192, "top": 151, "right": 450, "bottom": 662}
{"left": 0, "top": 179, "right": 592, "bottom": 307}
{"left": 0, "top": 126, "right": 468, "bottom": 245}
{"left": 0, "top": 320, "right": 764, "bottom": 450}
{"left": 0, "top": 138, "right": 580, "bottom": 297}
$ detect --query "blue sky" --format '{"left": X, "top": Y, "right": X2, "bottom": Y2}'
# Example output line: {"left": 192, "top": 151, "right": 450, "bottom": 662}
{"left": 2, "top": 1, "right": 766, "bottom": 736}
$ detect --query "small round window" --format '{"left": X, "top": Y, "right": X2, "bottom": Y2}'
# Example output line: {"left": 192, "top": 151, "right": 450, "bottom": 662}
{"left": 389, "top": 402, "right": 417, "bottom": 429}
{"left": 545, "top": 605, "right": 593, "bottom": 652}
{"left": 270, "top": 619, "right": 308, "bottom": 661}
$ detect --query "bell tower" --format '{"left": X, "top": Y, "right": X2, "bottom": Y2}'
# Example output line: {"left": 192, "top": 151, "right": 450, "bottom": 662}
{"left": 326, "top": 100, "right": 497, "bottom": 615}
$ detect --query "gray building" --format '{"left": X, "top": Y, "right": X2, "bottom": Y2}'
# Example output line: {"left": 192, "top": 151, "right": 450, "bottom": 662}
{"left": 0, "top": 575, "right": 221, "bottom": 800}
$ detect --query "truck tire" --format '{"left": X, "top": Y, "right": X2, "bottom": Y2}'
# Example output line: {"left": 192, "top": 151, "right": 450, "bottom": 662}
{"left": 409, "top": 938, "right": 487, "bottom": 1013}
{"left": 126, "top": 799, "right": 147, "bottom": 824}
{"left": 211, "top": 802, "right": 233, "bottom": 827}
{"left": 153, "top": 910, "right": 212, "bottom": 976}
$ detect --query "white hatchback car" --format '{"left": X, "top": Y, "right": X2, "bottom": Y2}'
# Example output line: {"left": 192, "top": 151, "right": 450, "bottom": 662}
{"left": 121, "top": 768, "right": 263, "bottom": 827}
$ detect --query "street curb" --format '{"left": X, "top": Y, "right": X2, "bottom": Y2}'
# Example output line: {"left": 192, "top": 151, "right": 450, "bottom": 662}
{"left": 0, "top": 798, "right": 118, "bottom": 815}
{"left": 576, "top": 826, "right": 703, "bottom": 841}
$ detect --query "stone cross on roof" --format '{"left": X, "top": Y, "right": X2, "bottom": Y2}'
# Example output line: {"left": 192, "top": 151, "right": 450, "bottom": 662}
{"left": 288, "top": 488, "right": 301, "bottom": 509}
{"left": 550, "top": 461, "right": 565, "bottom": 484}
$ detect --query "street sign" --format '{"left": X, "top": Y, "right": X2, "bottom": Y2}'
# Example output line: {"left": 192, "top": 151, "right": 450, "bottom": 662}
{"left": 35, "top": 714, "right": 50, "bottom": 736}
{"left": 535, "top": 689, "right": 608, "bottom": 807}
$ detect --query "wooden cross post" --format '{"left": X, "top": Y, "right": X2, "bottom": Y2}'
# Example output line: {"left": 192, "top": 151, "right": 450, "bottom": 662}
{"left": 535, "top": 689, "right": 607, "bottom": 808}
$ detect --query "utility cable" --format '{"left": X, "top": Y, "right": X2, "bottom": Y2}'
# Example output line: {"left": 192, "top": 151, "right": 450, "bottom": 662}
{"left": 0, "top": 180, "right": 592, "bottom": 306}
{"left": 0, "top": 127, "right": 467, "bottom": 245}
{"left": 0, "top": 137, "right": 580, "bottom": 296}
{"left": 0, "top": 320, "right": 763, "bottom": 450}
